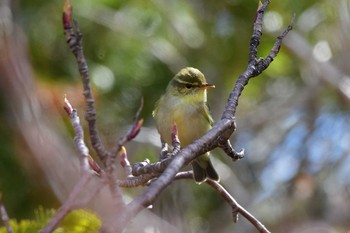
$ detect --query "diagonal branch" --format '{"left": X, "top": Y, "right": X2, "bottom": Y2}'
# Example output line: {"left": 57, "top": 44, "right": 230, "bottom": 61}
{"left": 120, "top": 1, "right": 294, "bottom": 232}
{"left": 0, "top": 194, "right": 13, "bottom": 233}
{"left": 39, "top": 172, "right": 94, "bottom": 233}
{"left": 40, "top": 97, "right": 105, "bottom": 233}
{"left": 175, "top": 172, "right": 271, "bottom": 233}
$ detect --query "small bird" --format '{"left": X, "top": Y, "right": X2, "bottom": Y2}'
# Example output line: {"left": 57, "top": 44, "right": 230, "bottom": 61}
{"left": 153, "top": 67, "right": 219, "bottom": 183}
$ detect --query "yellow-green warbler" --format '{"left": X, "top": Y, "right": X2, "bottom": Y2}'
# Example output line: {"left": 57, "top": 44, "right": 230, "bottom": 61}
{"left": 153, "top": 67, "right": 219, "bottom": 183}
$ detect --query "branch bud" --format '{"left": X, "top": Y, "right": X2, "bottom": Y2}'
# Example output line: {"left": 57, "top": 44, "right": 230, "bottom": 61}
{"left": 127, "top": 119, "right": 143, "bottom": 141}
{"left": 63, "top": 0, "right": 72, "bottom": 29}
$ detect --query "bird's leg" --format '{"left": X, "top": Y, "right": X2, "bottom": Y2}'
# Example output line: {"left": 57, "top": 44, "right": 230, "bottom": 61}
{"left": 159, "top": 123, "right": 181, "bottom": 160}
{"left": 160, "top": 139, "right": 169, "bottom": 160}
{"left": 171, "top": 123, "right": 181, "bottom": 155}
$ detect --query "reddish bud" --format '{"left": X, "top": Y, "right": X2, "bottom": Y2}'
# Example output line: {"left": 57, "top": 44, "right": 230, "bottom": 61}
{"left": 63, "top": 95, "right": 73, "bottom": 115}
{"left": 119, "top": 146, "right": 130, "bottom": 168}
{"left": 171, "top": 122, "right": 180, "bottom": 147}
{"left": 172, "top": 122, "right": 178, "bottom": 138}
{"left": 63, "top": 0, "right": 72, "bottom": 28}
{"left": 257, "top": 0, "right": 263, "bottom": 11}
{"left": 88, "top": 156, "right": 102, "bottom": 175}
{"left": 127, "top": 118, "right": 143, "bottom": 141}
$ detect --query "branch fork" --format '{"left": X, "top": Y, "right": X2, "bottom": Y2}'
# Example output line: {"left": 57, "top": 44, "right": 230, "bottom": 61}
{"left": 38, "top": 0, "right": 295, "bottom": 232}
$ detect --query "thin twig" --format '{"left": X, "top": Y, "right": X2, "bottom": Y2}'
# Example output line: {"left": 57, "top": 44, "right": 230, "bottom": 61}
{"left": 175, "top": 172, "right": 271, "bottom": 233}
{"left": 64, "top": 97, "right": 91, "bottom": 173}
{"left": 0, "top": 193, "right": 13, "bottom": 233}
{"left": 39, "top": 172, "right": 94, "bottom": 233}
{"left": 131, "top": 124, "right": 183, "bottom": 177}
{"left": 218, "top": 139, "right": 245, "bottom": 161}
{"left": 105, "top": 97, "right": 143, "bottom": 203}
{"left": 40, "top": 97, "right": 104, "bottom": 233}
{"left": 107, "top": 97, "right": 143, "bottom": 178}
{"left": 111, "top": 97, "right": 144, "bottom": 155}
{"left": 63, "top": 0, "right": 110, "bottom": 162}
{"left": 121, "top": 1, "right": 293, "bottom": 232}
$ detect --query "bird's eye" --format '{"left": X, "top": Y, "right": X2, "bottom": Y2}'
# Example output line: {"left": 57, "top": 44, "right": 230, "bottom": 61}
{"left": 185, "top": 84, "right": 192, "bottom": 89}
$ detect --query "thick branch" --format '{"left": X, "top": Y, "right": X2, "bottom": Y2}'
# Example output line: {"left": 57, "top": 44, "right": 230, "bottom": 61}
{"left": 118, "top": 0, "right": 293, "bottom": 231}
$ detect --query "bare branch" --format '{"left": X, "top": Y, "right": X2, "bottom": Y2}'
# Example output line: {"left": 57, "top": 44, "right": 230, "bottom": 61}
{"left": 0, "top": 194, "right": 13, "bottom": 233}
{"left": 40, "top": 97, "right": 105, "bottom": 233}
{"left": 63, "top": 0, "right": 110, "bottom": 162}
{"left": 218, "top": 139, "right": 245, "bottom": 161}
{"left": 111, "top": 98, "right": 144, "bottom": 158}
{"left": 105, "top": 98, "right": 143, "bottom": 204}
{"left": 131, "top": 124, "right": 182, "bottom": 177}
{"left": 121, "top": 0, "right": 293, "bottom": 231}
{"left": 64, "top": 96, "right": 104, "bottom": 175}
{"left": 117, "top": 174, "right": 157, "bottom": 188}
{"left": 64, "top": 97, "right": 91, "bottom": 173}
{"left": 132, "top": 158, "right": 171, "bottom": 176}
{"left": 39, "top": 172, "right": 94, "bottom": 233}
{"left": 265, "top": 13, "right": 295, "bottom": 64}
{"left": 175, "top": 172, "right": 271, "bottom": 233}
{"left": 59, "top": 1, "right": 294, "bottom": 232}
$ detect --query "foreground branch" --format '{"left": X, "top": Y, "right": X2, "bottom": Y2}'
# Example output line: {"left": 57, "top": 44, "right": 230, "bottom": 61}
{"left": 0, "top": 194, "right": 13, "bottom": 233}
{"left": 57, "top": 0, "right": 294, "bottom": 232}
{"left": 40, "top": 98, "right": 101, "bottom": 233}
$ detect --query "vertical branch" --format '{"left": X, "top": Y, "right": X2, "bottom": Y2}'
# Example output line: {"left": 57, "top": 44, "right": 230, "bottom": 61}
{"left": 40, "top": 97, "right": 104, "bottom": 233}
{"left": 221, "top": 0, "right": 294, "bottom": 120}
{"left": 0, "top": 194, "right": 13, "bottom": 233}
{"left": 249, "top": 0, "right": 270, "bottom": 64}
{"left": 118, "top": 0, "right": 294, "bottom": 232}
{"left": 221, "top": 0, "right": 269, "bottom": 121}
{"left": 63, "top": 0, "right": 110, "bottom": 162}
{"left": 64, "top": 97, "right": 91, "bottom": 172}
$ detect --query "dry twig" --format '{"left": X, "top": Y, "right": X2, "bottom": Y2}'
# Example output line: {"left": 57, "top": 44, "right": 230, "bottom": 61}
{"left": 0, "top": 194, "right": 13, "bottom": 233}
{"left": 42, "top": 0, "right": 295, "bottom": 232}
{"left": 121, "top": 1, "right": 294, "bottom": 232}
{"left": 63, "top": 0, "right": 110, "bottom": 162}
{"left": 175, "top": 172, "right": 271, "bottom": 233}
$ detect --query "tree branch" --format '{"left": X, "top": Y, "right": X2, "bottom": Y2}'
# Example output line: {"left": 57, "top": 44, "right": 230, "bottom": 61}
{"left": 39, "top": 172, "right": 94, "bottom": 233}
{"left": 120, "top": 0, "right": 294, "bottom": 232}
{"left": 59, "top": 0, "right": 294, "bottom": 232}
{"left": 0, "top": 194, "right": 13, "bottom": 233}
{"left": 40, "top": 97, "right": 103, "bottom": 233}
{"left": 175, "top": 172, "right": 271, "bottom": 233}
{"left": 63, "top": 0, "right": 110, "bottom": 163}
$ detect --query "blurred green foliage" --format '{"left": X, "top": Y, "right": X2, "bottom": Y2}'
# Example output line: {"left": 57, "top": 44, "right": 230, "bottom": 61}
{"left": 0, "top": 207, "right": 101, "bottom": 233}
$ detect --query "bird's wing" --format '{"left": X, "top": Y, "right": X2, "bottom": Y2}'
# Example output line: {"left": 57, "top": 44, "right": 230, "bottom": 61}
{"left": 203, "top": 103, "right": 214, "bottom": 127}
{"left": 152, "top": 99, "right": 160, "bottom": 118}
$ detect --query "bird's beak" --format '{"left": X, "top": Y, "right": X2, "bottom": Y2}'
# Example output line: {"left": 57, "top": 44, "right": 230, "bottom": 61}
{"left": 199, "top": 83, "right": 215, "bottom": 90}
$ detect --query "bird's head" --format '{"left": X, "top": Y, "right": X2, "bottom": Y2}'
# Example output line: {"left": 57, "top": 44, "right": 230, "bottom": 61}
{"left": 167, "top": 67, "right": 215, "bottom": 98}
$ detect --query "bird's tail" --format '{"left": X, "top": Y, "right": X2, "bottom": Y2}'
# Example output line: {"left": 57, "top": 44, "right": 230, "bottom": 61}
{"left": 192, "top": 158, "right": 219, "bottom": 184}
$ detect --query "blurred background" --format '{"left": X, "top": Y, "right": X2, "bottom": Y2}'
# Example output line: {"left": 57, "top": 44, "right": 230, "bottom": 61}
{"left": 0, "top": 0, "right": 350, "bottom": 232}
